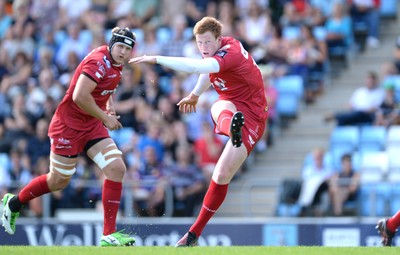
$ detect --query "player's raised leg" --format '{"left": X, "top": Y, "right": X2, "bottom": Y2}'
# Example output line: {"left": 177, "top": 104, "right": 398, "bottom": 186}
{"left": 2, "top": 152, "right": 77, "bottom": 234}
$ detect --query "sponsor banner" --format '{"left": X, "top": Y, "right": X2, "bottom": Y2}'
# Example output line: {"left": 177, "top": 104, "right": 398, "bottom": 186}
{"left": 0, "top": 221, "right": 391, "bottom": 246}
{"left": 0, "top": 223, "right": 263, "bottom": 246}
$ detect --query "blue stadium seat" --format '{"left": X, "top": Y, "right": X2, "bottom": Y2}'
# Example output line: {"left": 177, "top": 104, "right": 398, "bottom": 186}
{"left": 359, "top": 183, "right": 390, "bottom": 216}
{"left": 282, "top": 26, "right": 301, "bottom": 40}
{"left": 380, "top": 0, "right": 398, "bottom": 19}
{"left": 329, "top": 126, "right": 360, "bottom": 151}
{"left": 359, "top": 151, "right": 389, "bottom": 179}
{"left": 390, "top": 184, "right": 400, "bottom": 215}
{"left": 358, "top": 126, "right": 387, "bottom": 153}
{"left": 274, "top": 75, "right": 304, "bottom": 99}
{"left": 276, "top": 93, "right": 299, "bottom": 119}
{"left": 387, "top": 125, "right": 400, "bottom": 146}
{"left": 312, "top": 26, "right": 327, "bottom": 42}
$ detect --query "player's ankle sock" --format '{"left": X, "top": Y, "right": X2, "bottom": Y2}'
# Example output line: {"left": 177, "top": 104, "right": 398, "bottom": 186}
{"left": 8, "top": 196, "right": 23, "bottom": 213}
{"left": 387, "top": 210, "right": 400, "bottom": 232}
{"left": 217, "top": 110, "right": 233, "bottom": 136}
{"left": 18, "top": 174, "right": 50, "bottom": 205}
{"left": 102, "top": 179, "right": 122, "bottom": 236}
{"left": 189, "top": 180, "right": 228, "bottom": 237}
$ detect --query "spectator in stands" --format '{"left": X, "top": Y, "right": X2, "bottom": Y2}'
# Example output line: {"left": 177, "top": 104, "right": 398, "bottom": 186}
{"left": 309, "top": 0, "right": 346, "bottom": 20}
{"left": 3, "top": 93, "right": 34, "bottom": 142}
{"left": 263, "top": 24, "right": 289, "bottom": 77}
{"left": 324, "top": 71, "right": 385, "bottom": 126}
{"left": 0, "top": 123, "right": 12, "bottom": 153}
{"left": 301, "top": 24, "right": 328, "bottom": 103}
{"left": 25, "top": 118, "right": 50, "bottom": 168}
{"left": 1, "top": 0, "right": 35, "bottom": 61}
{"left": 328, "top": 153, "right": 360, "bottom": 216}
{"left": 55, "top": 22, "right": 90, "bottom": 71}
{"left": 349, "top": 0, "right": 380, "bottom": 49}
{"left": 374, "top": 82, "right": 400, "bottom": 127}
{"left": 1, "top": 27, "right": 136, "bottom": 246}
{"left": 129, "top": 16, "right": 268, "bottom": 247}
{"left": 0, "top": 51, "right": 33, "bottom": 97}
{"left": 8, "top": 149, "right": 32, "bottom": 199}
{"left": 393, "top": 35, "right": 400, "bottom": 74}
{"left": 280, "top": 1, "right": 307, "bottom": 27}
{"left": 324, "top": 2, "right": 353, "bottom": 54}
{"left": 237, "top": 0, "right": 273, "bottom": 59}
{"left": 286, "top": 36, "right": 310, "bottom": 91}
{"left": 0, "top": 0, "right": 11, "bottom": 40}
{"left": 216, "top": 0, "right": 238, "bottom": 37}
{"left": 56, "top": 0, "right": 91, "bottom": 30}
{"left": 298, "top": 147, "right": 334, "bottom": 216}
{"left": 169, "top": 144, "right": 205, "bottom": 216}
{"left": 133, "top": 145, "right": 169, "bottom": 217}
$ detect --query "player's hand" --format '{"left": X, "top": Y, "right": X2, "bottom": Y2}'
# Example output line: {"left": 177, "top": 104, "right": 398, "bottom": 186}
{"left": 103, "top": 114, "right": 122, "bottom": 131}
{"left": 128, "top": 55, "right": 157, "bottom": 65}
{"left": 177, "top": 93, "right": 199, "bottom": 113}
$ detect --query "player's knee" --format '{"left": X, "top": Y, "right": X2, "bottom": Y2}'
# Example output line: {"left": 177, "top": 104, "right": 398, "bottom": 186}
{"left": 47, "top": 171, "right": 72, "bottom": 191}
{"left": 48, "top": 157, "right": 76, "bottom": 191}
{"left": 103, "top": 159, "right": 126, "bottom": 181}
{"left": 92, "top": 144, "right": 125, "bottom": 180}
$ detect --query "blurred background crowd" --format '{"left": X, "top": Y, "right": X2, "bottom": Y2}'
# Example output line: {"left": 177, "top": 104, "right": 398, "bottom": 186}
{"left": 0, "top": 0, "right": 394, "bottom": 218}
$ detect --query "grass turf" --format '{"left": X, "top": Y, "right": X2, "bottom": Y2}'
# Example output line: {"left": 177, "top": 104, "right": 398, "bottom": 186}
{"left": 0, "top": 246, "right": 398, "bottom": 255}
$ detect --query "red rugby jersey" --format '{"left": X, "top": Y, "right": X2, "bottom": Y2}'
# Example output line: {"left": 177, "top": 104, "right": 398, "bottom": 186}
{"left": 52, "top": 45, "right": 123, "bottom": 131}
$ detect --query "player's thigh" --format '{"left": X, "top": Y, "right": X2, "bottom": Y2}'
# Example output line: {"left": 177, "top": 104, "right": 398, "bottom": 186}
{"left": 211, "top": 100, "right": 237, "bottom": 122}
{"left": 48, "top": 152, "right": 79, "bottom": 189}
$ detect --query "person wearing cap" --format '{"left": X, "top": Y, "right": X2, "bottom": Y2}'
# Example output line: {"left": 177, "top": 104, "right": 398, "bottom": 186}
{"left": 1, "top": 27, "right": 136, "bottom": 246}
{"left": 374, "top": 82, "right": 400, "bottom": 127}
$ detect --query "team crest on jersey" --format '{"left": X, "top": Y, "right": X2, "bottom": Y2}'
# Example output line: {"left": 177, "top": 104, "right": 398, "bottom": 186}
{"left": 216, "top": 50, "right": 227, "bottom": 58}
{"left": 103, "top": 55, "right": 111, "bottom": 68}
{"left": 96, "top": 61, "right": 106, "bottom": 78}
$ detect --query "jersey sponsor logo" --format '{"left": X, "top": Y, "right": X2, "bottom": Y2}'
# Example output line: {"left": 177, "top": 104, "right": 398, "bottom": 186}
{"left": 55, "top": 145, "right": 72, "bottom": 149}
{"left": 107, "top": 74, "right": 117, "bottom": 78}
{"left": 57, "top": 138, "right": 71, "bottom": 145}
{"left": 101, "top": 88, "right": 117, "bottom": 96}
{"left": 213, "top": 77, "right": 227, "bottom": 91}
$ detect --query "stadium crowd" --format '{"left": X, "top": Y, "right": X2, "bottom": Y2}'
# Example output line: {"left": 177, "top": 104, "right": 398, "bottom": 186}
{"left": 0, "top": 0, "right": 385, "bottom": 218}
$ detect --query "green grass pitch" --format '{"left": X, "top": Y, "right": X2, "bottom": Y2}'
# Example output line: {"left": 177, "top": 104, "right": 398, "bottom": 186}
{"left": 0, "top": 246, "right": 399, "bottom": 255}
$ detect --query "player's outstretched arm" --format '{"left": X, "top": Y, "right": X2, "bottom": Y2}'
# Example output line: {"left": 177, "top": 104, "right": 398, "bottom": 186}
{"left": 128, "top": 55, "right": 157, "bottom": 64}
{"left": 129, "top": 55, "right": 220, "bottom": 74}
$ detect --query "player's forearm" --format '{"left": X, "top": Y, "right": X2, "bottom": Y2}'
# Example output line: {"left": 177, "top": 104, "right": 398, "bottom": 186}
{"left": 74, "top": 94, "right": 108, "bottom": 123}
{"left": 192, "top": 73, "right": 211, "bottom": 96}
{"left": 156, "top": 56, "right": 220, "bottom": 74}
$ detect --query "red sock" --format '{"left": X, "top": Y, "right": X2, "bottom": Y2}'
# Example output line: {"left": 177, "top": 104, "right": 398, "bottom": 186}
{"left": 18, "top": 174, "right": 50, "bottom": 203}
{"left": 217, "top": 110, "right": 233, "bottom": 136}
{"left": 387, "top": 210, "right": 400, "bottom": 232}
{"left": 189, "top": 180, "right": 228, "bottom": 237}
{"left": 102, "top": 179, "right": 122, "bottom": 236}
